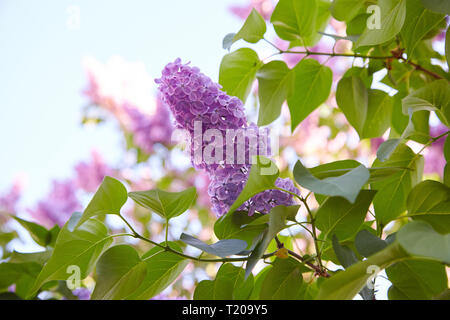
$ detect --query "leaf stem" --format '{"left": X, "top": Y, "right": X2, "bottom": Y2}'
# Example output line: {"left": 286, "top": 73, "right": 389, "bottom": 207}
{"left": 287, "top": 249, "right": 330, "bottom": 277}
{"left": 118, "top": 213, "right": 276, "bottom": 263}
{"left": 275, "top": 235, "right": 328, "bottom": 276}
{"left": 263, "top": 38, "right": 443, "bottom": 79}
{"left": 275, "top": 187, "right": 325, "bottom": 273}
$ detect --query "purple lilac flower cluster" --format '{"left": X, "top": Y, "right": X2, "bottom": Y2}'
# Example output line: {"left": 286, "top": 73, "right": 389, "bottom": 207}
{"left": 156, "top": 58, "right": 298, "bottom": 216}
{"left": 28, "top": 180, "right": 82, "bottom": 228}
{"left": 123, "top": 96, "right": 173, "bottom": 154}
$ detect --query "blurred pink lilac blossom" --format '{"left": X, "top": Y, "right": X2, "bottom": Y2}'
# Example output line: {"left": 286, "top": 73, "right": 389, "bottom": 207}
{"left": 0, "top": 180, "right": 22, "bottom": 215}
{"left": 83, "top": 57, "right": 173, "bottom": 153}
{"left": 229, "top": 0, "right": 274, "bottom": 20}
{"left": 123, "top": 96, "right": 173, "bottom": 153}
{"left": 28, "top": 180, "right": 81, "bottom": 228}
{"left": 424, "top": 123, "right": 448, "bottom": 176}
{"left": 0, "top": 180, "right": 23, "bottom": 223}
{"left": 74, "top": 150, "right": 113, "bottom": 193}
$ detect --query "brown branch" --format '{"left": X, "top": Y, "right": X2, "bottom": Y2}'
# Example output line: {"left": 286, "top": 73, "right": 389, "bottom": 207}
{"left": 287, "top": 249, "right": 330, "bottom": 278}
{"left": 399, "top": 57, "right": 443, "bottom": 80}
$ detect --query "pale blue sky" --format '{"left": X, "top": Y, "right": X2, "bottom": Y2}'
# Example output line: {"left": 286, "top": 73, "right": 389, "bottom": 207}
{"left": 0, "top": 0, "right": 247, "bottom": 205}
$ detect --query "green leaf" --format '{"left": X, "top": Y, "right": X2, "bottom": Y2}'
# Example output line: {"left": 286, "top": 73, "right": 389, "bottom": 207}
{"left": 249, "top": 266, "right": 271, "bottom": 299}
{"left": 391, "top": 94, "right": 409, "bottom": 135}
{"left": 386, "top": 259, "right": 448, "bottom": 300}
{"left": 270, "top": 0, "right": 318, "bottom": 40}
{"left": 287, "top": 59, "right": 332, "bottom": 131}
{"left": 219, "top": 48, "right": 261, "bottom": 103}
{"left": 421, "top": 0, "right": 450, "bottom": 15}
{"left": 13, "top": 217, "right": 51, "bottom": 247}
{"left": 336, "top": 75, "right": 368, "bottom": 135}
{"left": 193, "top": 280, "right": 214, "bottom": 300}
{"left": 0, "top": 262, "right": 42, "bottom": 299}
{"left": 233, "top": 9, "right": 266, "bottom": 44}
{"left": 301, "top": 0, "right": 331, "bottom": 46}
{"left": 371, "top": 144, "right": 424, "bottom": 226}
{"left": 214, "top": 211, "right": 267, "bottom": 250}
{"left": 406, "top": 180, "right": 450, "bottom": 234}
{"left": 227, "top": 156, "right": 280, "bottom": 215}
{"left": 28, "top": 213, "right": 113, "bottom": 297}
{"left": 260, "top": 257, "right": 305, "bottom": 299}
{"left": 330, "top": 0, "right": 365, "bottom": 22}
{"left": 346, "top": 13, "right": 370, "bottom": 37}
{"left": 0, "top": 231, "right": 18, "bottom": 247}
{"left": 256, "top": 60, "right": 294, "bottom": 126}
{"left": 344, "top": 66, "right": 373, "bottom": 88}
{"left": 397, "top": 221, "right": 450, "bottom": 264}
{"left": 8, "top": 250, "right": 53, "bottom": 266}
{"left": 356, "top": 0, "right": 407, "bottom": 48}
{"left": 361, "top": 90, "right": 394, "bottom": 139}
{"left": 47, "top": 225, "right": 60, "bottom": 247}
{"left": 76, "top": 176, "right": 128, "bottom": 228}
{"left": 127, "top": 242, "right": 188, "bottom": 299}
{"left": 245, "top": 205, "right": 300, "bottom": 278}
{"left": 222, "top": 33, "right": 236, "bottom": 51}
{"left": 402, "top": 79, "right": 450, "bottom": 127}
{"left": 194, "top": 264, "right": 254, "bottom": 300}
{"left": 293, "top": 160, "right": 370, "bottom": 203}
{"left": 309, "top": 160, "right": 361, "bottom": 179}
{"left": 354, "top": 230, "right": 388, "bottom": 257}
{"left": 401, "top": 0, "right": 446, "bottom": 57}
{"left": 309, "top": 160, "right": 402, "bottom": 184}
{"left": 402, "top": 110, "right": 431, "bottom": 144}
{"left": 376, "top": 138, "right": 401, "bottom": 162}
{"left": 332, "top": 235, "right": 358, "bottom": 268}
{"left": 92, "top": 245, "right": 147, "bottom": 300}
{"left": 180, "top": 233, "right": 247, "bottom": 258}
{"left": 332, "top": 235, "right": 375, "bottom": 300}
{"left": 129, "top": 187, "right": 196, "bottom": 221}
{"left": 316, "top": 190, "right": 376, "bottom": 241}
{"left": 316, "top": 242, "right": 409, "bottom": 300}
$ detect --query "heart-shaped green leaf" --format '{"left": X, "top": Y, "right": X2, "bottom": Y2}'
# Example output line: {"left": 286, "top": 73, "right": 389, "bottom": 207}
{"left": 126, "top": 242, "right": 189, "bottom": 300}
{"left": 397, "top": 221, "right": 450, "bottom": 264}
{"left": 219, "top": 48, "right": 262, "bottom": 103}
{"left": 129, "top": 187, "right": 196, "bottom": 221}
{"left": 92, "top": 245, "right": 147, "bottom": 300}
{"left": 294, "top": 160, "right": 370, "bottom": 203}
{"left": 194, "top": 263, "right": 254, "bottom": 300}
{"left": 233, "top": 8, "right": 266, "bottom": 44}
{"left": 180, "top": 233, "right": 247, "bottom": 258}
{"left": 76, "top": 176, "right": 128, "bottom": 228}
{"left": 28, "top": 213, "right": 113, "bottom": 298}
{"left": 260, "top": 257, "right": 307, "bottom": 299}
